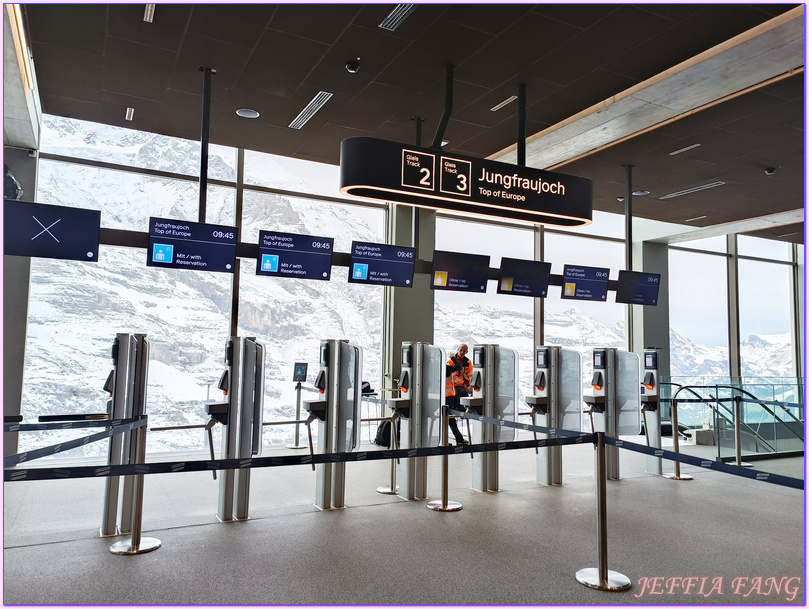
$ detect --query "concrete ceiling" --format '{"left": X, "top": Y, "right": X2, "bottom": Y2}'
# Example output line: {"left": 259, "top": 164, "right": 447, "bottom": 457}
{"left": 11, "top": 3, "right": 806, "bottom": 244}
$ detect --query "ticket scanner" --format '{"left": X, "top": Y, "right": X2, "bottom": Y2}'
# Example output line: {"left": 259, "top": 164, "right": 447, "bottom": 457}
{"left": 386, "top": 342, "right": 445, "bottom": 500}
{"left": 459, "top": 344, "right": 519, "bottom": 492}
{"left": 583, "top": 348, "right": 641, "bottom": 480}
{"left": 303, "top": 339, "right": 363, "bottom": 510}
{"left": 525, "top": 346, "right": 583, "bottom": 486}
{"left": 641, "top": 349, "right": 662, "bottom": 475}
{"left": 211, "top": 337, "right": 265, "bottom": 522}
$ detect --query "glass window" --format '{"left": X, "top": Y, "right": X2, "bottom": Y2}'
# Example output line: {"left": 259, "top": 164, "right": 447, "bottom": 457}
{"left": 239, "top": 190, "right": 386, "bottom": 448}
{"left": 668, "top": 249, "right": 730, "bottom": 378}
{"left": 38, "top": 159, "right": 236, "bottom": 231}
{"left": 737, "top": 235, "right": 791, "bottom": 261}
{"left": 21, "top": 245, "right": 233, "bottom": 457}
{"left": 40, "top": 114, "right": 237, "bottom": 182}
{"left": 433, "top": 217, "right": 535, "bottom": 402}
{"left": 738, "top": 259, "right": 793, "bottom": 378}
{"left": 244, "top": 149, "right": 351, "bottom": 200}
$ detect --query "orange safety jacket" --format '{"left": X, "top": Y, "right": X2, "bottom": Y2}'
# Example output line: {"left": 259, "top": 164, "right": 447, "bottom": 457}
{"left": 445, "top": 355, "right": 472, "bottom": 396}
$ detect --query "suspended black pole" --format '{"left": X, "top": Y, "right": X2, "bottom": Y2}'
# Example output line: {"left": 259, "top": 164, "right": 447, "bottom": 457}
{"left": 624, "top": 164, "right": 633, "bottom": 271}
{"left": 199, "top": 67, "right": 216, "bottom": 224}
{"left": 411, "top": 116, "right": 424, "bottom": 252}
{"left": 430, "top": 65, "right": 454, "bottom": 150}
{"left": 517, "top": 83, "right": 526, "bottom": 167}
{"left": 412, "top": 116, "right": 424, "bottom": 147}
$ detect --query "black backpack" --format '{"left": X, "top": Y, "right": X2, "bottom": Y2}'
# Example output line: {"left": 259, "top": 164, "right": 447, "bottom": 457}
{"left": 373, "top": 420, "right": 400, "bottom": 448}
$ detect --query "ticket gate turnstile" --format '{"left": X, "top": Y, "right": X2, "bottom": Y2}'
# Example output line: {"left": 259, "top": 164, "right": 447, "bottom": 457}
{"left": 210, "top": 337, "right": 265, "bottom": 522}
{"left": 641, "top": 348, "right": 662, "bottom": 475}
{"left": 583, "top": 348, "right": 641, "bottom": 480}
{"left": 459, "top": 344, "right": 519, "bottom": 492}
{"left": 101, "top": 333, "right": 150, "bottom": 538}
{"left": 303, "top": 339, "right": 363, "bottom": 510}
{"left": 525, "top": 346, "right": 583, "bottom": 486}
{"left": 387, "top": 342, "right": 445, "bottom": 500}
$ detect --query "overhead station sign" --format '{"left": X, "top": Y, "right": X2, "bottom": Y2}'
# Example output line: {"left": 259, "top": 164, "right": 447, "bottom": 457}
{"left": 339, "top": 137, "right": 593, "bottom": 226}
{"left": 431, "top": 250, "right": 490, "bottom": 292}
{"left": 257, "top": 230, "right": 333, "bottom": 280}
{"left": 497, "top": 258, "right": 552, "bottom": 298}
{"left": 147, "top": 217, "right": 236, "bottom": 273}
{"left": 561, "top": 264, "right": 609, "bottom": 301}
{"left": 348, "top": 240, "right": 416, "bottom": 287}
{"left": 616, "top": 270, "right": 661, "bottom": 305}
{"left": 4, "top": 200, "right": 100, "bottom": 262}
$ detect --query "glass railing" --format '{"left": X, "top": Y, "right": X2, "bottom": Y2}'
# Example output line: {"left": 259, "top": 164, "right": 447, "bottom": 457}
{"left": 661, "top": 377, "right": 804, "bottom": 461}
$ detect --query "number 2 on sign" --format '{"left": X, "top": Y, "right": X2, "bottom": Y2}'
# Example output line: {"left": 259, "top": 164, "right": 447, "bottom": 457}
{"left": 420, "top": 168, "right": 430, "bottom": 186}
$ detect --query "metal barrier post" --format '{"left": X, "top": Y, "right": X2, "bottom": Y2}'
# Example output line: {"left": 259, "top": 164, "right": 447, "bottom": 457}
{"left": 662, "top": 398, "right": 693, "bottom": 481}
{"left": 377, "top": 414, "right": 399, "bottom": 495}
{"left": 427, "top": 406, "right": 462, "bottom": 512}
{"left": 110, "top": 420, "right": 161, "bottom": 555}
{"left": 575, "top": 432, "right": 630, "bottom": 591}
{"left": 733, "top": 395, "right": 752, "bottom": 467}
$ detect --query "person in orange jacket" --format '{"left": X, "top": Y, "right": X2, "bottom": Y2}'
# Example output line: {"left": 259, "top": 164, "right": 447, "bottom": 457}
{"left": 445, "top": 343, "right": 472, "bottom": 445}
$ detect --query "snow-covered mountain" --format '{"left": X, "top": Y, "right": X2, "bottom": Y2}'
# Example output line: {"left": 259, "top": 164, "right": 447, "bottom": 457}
{"left": 17, "top": 116, "right": 796, "bottom": 457}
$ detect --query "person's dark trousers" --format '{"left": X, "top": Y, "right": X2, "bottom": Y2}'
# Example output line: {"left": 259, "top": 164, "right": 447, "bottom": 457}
{"left": 446, "top": 395, "right": 467, "bottom": 444}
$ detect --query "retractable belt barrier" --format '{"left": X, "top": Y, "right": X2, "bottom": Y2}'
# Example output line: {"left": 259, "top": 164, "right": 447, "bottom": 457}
{"left": 5, "top": 411, "right": 803, "bottom": 491}
{"left": 603, "top": 435, "right": 804, "bottom": 490}
{"left": 4, "top": 417, "right": 147, "bottom": 468}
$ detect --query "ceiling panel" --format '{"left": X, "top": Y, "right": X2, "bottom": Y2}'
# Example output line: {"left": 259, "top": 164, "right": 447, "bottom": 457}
{"left": 16, "top": 3, "right": 804, "bottom": 244}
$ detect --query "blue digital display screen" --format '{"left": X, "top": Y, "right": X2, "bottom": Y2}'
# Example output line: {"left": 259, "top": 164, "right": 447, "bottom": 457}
{"left": 147, "top": 217, "right": 236, "bottom": 273}
{"left": 431, "top": 250, "right": 490, "bottom": 292}
{"left": 616, "top": 270, "right": 660, "bottom": 305}
{"left": 561, "top": 264, "right": 609, "bottom": 301}
{"left": 496, "top": 257, "right": 551, "bottom": 297}
{"left": 4, "top": 200, "right": 100, "bottom": 262}
{"left": 257, "top": 231, "right": 333, "bottom": 280}
{"left": 348, "top": 241, "right": 415, "bottom": 287}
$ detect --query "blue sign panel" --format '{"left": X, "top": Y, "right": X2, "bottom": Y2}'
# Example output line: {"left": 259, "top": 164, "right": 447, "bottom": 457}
{"left": 257, "top": 231, "right": 333, "bottom": 280}
{"left": 147, "top": 217, "right": 236, "bottom": 273}
{"left": 496, "top": 258, "right": 552, "bottom": 298}
{"left": 616, "top": 270, "right": 660, "bottom": 305}
{"left": 348, "top": 241, "right": 415, "bottom": 287}
{"left": 561, "top": 264, "right": 609, "bottom": 301}
{"left": 4, "top": 200, "right": 100, "bottom": 262}
{"left": 431, "top": 250, "right": 490, "bottom": 293}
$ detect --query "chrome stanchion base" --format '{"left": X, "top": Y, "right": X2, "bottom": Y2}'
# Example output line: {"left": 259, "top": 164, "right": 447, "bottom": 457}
{"left": 662, "top": 473, "right": 693, "bottom": 480}
{"left": 286, "top": 444, "right": 307, "bottom": 449}
{"left": 575, "top": 567, "right": 631, "bottom": 591}
{"left": 427, "top": 500, "right": 462, "bottom": 512}
{"left": 376, "top": 485, "right": 399, "bottom": 494}
{"left": 109, "top": 537, "right": 161, "bottom": 555}
{"left": 734, "top": 462, "right": 753, "bottom": 468}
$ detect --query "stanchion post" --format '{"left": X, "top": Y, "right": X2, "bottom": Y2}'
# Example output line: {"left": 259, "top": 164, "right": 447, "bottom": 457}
{"left": 575, "top": 432, "right": 630, "bottom": 591}
{"left": 110, "top": 420, "right": 161, "bottom": 555}
{"left": 428, "top": 405, "right": 461, "bottom": 512}
{"left": 732, "top": 395, "right": 752, "bottom": 467}
{"left": 377, "top": 414, "right": 399, "bottom": 495}
{"left": 662, "top": 398, "right": 693, "bottom": 481}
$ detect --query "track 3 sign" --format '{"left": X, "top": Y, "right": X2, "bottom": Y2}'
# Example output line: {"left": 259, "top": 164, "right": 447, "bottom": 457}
{"left": 340, "top": 137, "right": 592, "bottom": 226}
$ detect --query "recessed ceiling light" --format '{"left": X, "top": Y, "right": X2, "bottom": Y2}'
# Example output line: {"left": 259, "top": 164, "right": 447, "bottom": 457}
{"left": 125, "top": 107, "right": 134, "bottom": 121}
{"left": 441, "top": 140, "right": 449, "bottom": 147}
{"left": 236, "top": 108, "right": 260, "bottom": 119}
{"left": 684, "top": 215, "right": 707, "bottom": 222}
{"left": 143, "top": 4, "right": 156, "bottom": 23}
{"left": 632, "top": 190, "right": 650, "bottom": 196}
{"left": 657, "top": 181, "right": 726, "bottom": 200}
{"left": 617, "top": 197, "right": 625, "bottom": 202}
{"left": 490, "top": 95, "right": 518, "bottom": 112}
{"left": 669, "top": 143, "right": 701, "bottom": 156}
{"left": 379, "top": 4, "right": 416, "bottom": 31}
{"left": 288, "top": 91, "right": 333, "bottom": 129}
